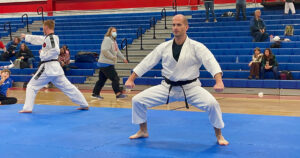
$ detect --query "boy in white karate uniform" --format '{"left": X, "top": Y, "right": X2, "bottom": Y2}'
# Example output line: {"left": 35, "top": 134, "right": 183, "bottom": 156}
{"left": 19, "top": 20, "right": 89, "bottom": 113}
{"left": 125, "top": 14, "right": 229, "bottom": 145}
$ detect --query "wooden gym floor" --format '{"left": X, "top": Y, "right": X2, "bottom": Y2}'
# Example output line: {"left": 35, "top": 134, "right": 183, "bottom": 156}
{"left": 7, "top": 87, "right": 300, "bottom": 117}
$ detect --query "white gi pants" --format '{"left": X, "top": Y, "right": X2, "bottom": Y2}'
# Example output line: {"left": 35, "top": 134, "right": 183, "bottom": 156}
{"left": 285, "top": 2, "right": 296, "bottom": 14}
{"left": 22, "top": 74, "right": 89, "bottom": 111}
{"left": 132, "top": 80, "right": 225, "bottom": 129}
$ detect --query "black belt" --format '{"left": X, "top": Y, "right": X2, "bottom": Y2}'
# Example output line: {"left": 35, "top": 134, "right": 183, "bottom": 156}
{"left": 34, "top": 59, "right": 58, "bottom": 80}
{"left": 164, "top": 77, "right": 197, "bottom": 109}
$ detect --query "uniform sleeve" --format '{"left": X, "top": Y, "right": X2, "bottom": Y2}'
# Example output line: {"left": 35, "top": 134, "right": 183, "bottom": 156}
{"left": 133, "top": 44, "right": 162, "bottom": 77}
{"left": 196, "top": 44, "right": 222, "bottom": 77}
{"left": 101, "top": 37, "right": 115, "bottom": 60}
{"left": 25, "top": 35, "right": 45, "bottom": 45}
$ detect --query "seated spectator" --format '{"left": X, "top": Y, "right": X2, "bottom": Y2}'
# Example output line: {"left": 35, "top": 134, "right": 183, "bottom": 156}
{"left": 1, "top": 37, "right": 21, "bottom": 61}
{"left": 248, "top": 47, "right": 262, "bottom": 79}
{"left": 0, "top": 69, "right": 17, "bottom": 105}
{"left": 16, "top": 43, "right": 34, "bottom": 68}
{"left": 250, "top": 10, "right": 269, "bottom": 42}
{"left": 261, "top": 48, "right": 279, "bottom": 79}
{"left": 236, "top": 0, "right": 246, "bottom": 21}
{"left": 58, "top": 45, "right": 70, "bottom": 72}
{"left": 0, "top": 40, "right": 7, "bottom": 52}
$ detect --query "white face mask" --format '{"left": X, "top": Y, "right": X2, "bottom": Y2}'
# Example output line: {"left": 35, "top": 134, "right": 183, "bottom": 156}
{"left": 112, "top": 32, "right": 117, "bottom": 38}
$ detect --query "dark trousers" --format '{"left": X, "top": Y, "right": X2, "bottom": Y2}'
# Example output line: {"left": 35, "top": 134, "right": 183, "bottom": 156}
{"left": 92, "top": 65, "right": 121, "bottom": 95}
{"left": 252, "top": 31, "right": 269, "bottom": 42}
{"left": 261, "top": 66, "right": 279, "bottom": 79}
{"left": 250, "top": 62, "right": 260, "bottom": 76}
{"left": 0, "top": 94, "right": 17, "bottom": 105}
{"left": 236, "top": 3, "right": 246, "bottom": 20}
{"left": 205, "top": 1, "right": 216, "bottom": 20}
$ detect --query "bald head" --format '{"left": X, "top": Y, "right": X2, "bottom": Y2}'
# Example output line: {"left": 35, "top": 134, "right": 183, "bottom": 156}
{"left": 173, "top": 14, "right": 188, "bottom": 26}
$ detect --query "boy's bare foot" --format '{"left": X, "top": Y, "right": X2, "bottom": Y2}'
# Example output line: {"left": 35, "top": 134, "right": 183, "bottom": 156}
{"left": 216, "top": 135, "right": 229, "bottom": 146}
{"left": 77, "top": 107, "right": 89, "bottom": 110}
{"left": 129, "top": 130, "right": 149, "bottom": 139}
{"left": 19, "top": 110, "right": 32, "bottom": 113}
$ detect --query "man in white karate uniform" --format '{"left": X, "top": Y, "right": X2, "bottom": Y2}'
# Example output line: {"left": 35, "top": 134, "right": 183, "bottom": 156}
{"left": 125, "top": 14, "right": 229, "bottom": 145}
{"left": 19, "top": 20, "right": 89, "bottom": 113}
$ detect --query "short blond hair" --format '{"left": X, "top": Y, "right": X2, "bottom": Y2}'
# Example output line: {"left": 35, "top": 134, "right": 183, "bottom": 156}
{"left": 43, "top": 20, "right": 55, "bottom": 30}
{"left": 1, "top": 69, "right": 11, "bottom": 76}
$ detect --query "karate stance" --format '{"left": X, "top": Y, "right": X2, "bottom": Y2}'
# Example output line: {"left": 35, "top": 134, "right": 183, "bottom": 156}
{"left": 125, "top": 14, "right": 229, "bottom": 145}
{"left": 19, "top": 20, "right": 89, "bottom": 113}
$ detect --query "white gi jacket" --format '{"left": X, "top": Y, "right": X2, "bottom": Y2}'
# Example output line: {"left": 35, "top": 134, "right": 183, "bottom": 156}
{"left": 133, "top": 36, "right": 222, "bottom": 83}
{"left": 25, "top": 34, "right": 64, "bottom": 76}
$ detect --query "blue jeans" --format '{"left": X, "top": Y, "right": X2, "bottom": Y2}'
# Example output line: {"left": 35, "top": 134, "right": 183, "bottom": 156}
{"left": 27, "top": 57, "right": 35, "bottom": 67}
{"left": 260, "top": 66, "right": 279, "bottom": 79}
{"left": 205, "top": 1, "right": 216, "bottom": 20}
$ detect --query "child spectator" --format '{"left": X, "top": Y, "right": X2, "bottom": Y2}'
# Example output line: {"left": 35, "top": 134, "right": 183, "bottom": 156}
{"left": 248, "top": 47, "right": 262, "bottom": 79}
{"left": 0, "top": 69, "right": 17, "bottom": 105}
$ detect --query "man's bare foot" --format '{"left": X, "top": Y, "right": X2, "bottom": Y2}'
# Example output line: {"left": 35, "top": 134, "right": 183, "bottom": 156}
{"left": 217, "top": 135, "right": 229, "bottom": 146}
{"left": 19, "top": 110, "right": 32, "bottom": 113}
{"left": 129, "top": 130, "right": 149, "bottom": 139}
{"left": 77, "top": 107, "right": 89, "bottom": 110}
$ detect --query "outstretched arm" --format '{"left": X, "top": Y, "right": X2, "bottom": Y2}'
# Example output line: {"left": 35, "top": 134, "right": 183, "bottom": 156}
{"left": 21, "top": 34, "right": 44, "bottom": 45}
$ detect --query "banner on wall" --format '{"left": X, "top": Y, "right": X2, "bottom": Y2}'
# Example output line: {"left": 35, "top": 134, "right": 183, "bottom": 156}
{"left": 0, "top": 0, "right": 46, "bottom": 3}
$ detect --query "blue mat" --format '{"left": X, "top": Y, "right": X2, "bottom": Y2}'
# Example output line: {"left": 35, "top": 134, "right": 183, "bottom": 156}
{"left": 0, "top": 104, "right": 299, "bottom": 158}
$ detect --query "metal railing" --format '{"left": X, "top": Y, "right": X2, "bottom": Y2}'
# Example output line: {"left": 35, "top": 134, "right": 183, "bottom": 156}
{"left": 4, "top": 22, "right": 12, "bottom": 41}
{"left": 121, "top": 38, "right": 129, "bottom": 62}
{"left": 37, "top": 6, "right": 44, "bottom": 23}
{"left": 161, "top": 8, "right": 167, "bottom": 29}
{"left": 172, "top": 0, "right": 177, "bottom": 15}
{"left": 150, "top": 17, "right": 156, "bottom": 39}
{"left": 22, "top": 14, "right": 30, "bottom": 32}
{"left": 136, "top": 26, "right": 143, "bottom": 50}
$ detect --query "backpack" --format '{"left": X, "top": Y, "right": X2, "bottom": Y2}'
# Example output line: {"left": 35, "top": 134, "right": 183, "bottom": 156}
{"left": 284, "top": 25, "right": 294, "bottom": 36}
{"left": 280, "top": 70, "right": 293, "bottom": 80}
{"left": 75, "top": 52, "right": 98, "bottom": 63}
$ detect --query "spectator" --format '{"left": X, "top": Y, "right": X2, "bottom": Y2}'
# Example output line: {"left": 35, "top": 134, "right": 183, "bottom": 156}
{"left": 91, "top": 27, "right": 128, "bottom": 100}
{"left": 203, "top": 0, "right": 217, "bottom": 23}
{"left": 1, "top": 37, "right": 21, "bottom": 61}
{"left": 16, "top": 43, "right": 34, "bottom": 68}
{"left": 236, "top": 0, "right": 246, "bottom": 21}
{"left": 250, "top": 10, "right": 269, "bottom": 42}
{"left": 58, "top": 45, "right": 70, "bottom": 72}
{"left": 248, "top": 47, "right": 262, "bottom": 80}
{"left": 261, "top": 48, "right": 279, "bottom": 79}
{"left": 0, "top": 69, "right": 17, "bottom": 105}
{"left": 0, "top": 40, "right": 7, "bottom": 52}
{"left": 284, "top": 0, "right": 296, "bottom": 15}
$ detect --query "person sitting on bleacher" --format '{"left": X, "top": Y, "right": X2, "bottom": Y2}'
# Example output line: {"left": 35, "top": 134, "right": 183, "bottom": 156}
{"left": 16, "top": 43, "right": 34, "bottom": 69}
{"left": 1, "top": 37, "right": 21, "bottom": 61}
{"left": 58, "top": 45, "right": 70, "bottom": 72}
{"left": 248, "top": 47, "right": 262, "bottom": 80}
{"left": 0, "top": 40, "right": 7, "bottom": 53}
{"left": 260, "top": 48, "right": 279, "bottom": 79}
{"left": 250, "top": 10, "right": 269, "bottom": 42}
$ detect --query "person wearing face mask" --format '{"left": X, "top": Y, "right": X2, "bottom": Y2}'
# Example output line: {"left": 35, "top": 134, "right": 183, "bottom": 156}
{"left": 92, "top": 27, "right": 128, "bottom": 100}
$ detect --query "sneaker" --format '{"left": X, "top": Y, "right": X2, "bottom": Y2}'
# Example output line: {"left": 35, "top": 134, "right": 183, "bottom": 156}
{"left": 248, "top": 75, "right": 252, "bottom": 79}
{"left": 116, "top": 94, "right": 128, "bottom": 99}
{"left": 205, "top": 20, "right": 209, "bottom": 23}
{"left": 214, "top": 19, "right": 217, "bottom": 22}
{"left": 91, "top": 94, "right": 104, "bottom": 100}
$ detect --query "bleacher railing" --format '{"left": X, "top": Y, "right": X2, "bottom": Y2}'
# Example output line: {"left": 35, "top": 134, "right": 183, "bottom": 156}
{"left": 172, "top": 0, "right": 178, "bottom": 15}
{"left": 22, "top": 14, "right": 30, "bottom": 32}
{"left": 161, "top": 8, "right": 167, "bottom": 29}
{"left": 37, "top": 6, "right": 44, "bottom": 23}
{"left": 150, "top": 17, "right": 156, "bottom": 39}
{"left": 121, "top": 38, "right": 129, "bottom": 62}
{"left": 4, "top": 22, "right": 12, "bottom": 41}
{"left": 136, "top": 26, "right": 143, "bottom": 50}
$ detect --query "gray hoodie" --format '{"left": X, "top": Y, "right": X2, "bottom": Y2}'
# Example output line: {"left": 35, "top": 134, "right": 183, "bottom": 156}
{"left": 98, "top": 36, "right": 125, "bottom": 65}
